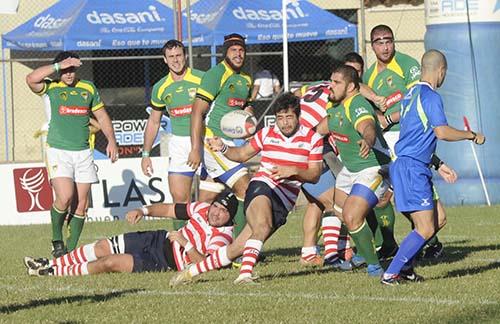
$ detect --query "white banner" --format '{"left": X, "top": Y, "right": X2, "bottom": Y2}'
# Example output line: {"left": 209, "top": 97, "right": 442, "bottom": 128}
{"left": 425, "top": 0, "right": 500, "bottom": 25}
{"left": 0, "top": 157, "right": 172, "bottom": 225}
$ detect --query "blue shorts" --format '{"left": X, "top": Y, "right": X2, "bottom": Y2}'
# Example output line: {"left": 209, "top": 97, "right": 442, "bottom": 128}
{"left": 390, "top": 157, "right": 434, "bottom": 212}
{"left": 302, "top": 164, "right": 335, "bottom": 200}
{"left": 244, "top": 180, "right": 289, "bottom": 229}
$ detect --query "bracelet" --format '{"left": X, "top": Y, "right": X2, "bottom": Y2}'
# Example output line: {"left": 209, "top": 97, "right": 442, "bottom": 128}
{"left": 184, "top": 241, "right": 194, "bottom": 252}
{"left": 141, "top": 206, "right": 149, "bottom": 216}
{"left": 220, "top": 143, "right": 228, "bottom": 154}
{"left": 385, "top": 114, "right": 394, "bottom": 126}
{"left": 142, "top": 150, "right": 150, "bottom": 158}
{"left": 470, "top": 131, "right": 477, "bottom": 141}
{"left": 53, "top": 63, "right": 60, "bottom": 73}
{"left": 430, "top": 154, "right": 444, "bottom": 170}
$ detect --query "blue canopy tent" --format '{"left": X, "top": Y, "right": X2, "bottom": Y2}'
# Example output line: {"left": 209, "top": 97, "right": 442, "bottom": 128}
{"left": 184, "top": 0, "right": 358, "bottom": 66}
{"left": 1, "top": 0, "right": 211, "bottom": 51}
{"left": 1, "top": 0, "right": 213, "bottom": 160}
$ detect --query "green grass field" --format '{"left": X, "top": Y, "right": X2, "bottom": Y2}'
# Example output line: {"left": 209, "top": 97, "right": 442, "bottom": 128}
{"left": 1, "top": 205, "right": 500, "bottom": 323}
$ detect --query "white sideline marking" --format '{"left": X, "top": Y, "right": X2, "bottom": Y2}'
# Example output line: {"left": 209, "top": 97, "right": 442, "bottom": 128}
{"left": 0, "top": 284, "right": 497, "bottom": 306}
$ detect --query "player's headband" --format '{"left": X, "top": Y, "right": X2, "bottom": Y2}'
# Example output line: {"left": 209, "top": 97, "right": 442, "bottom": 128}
{"left": 371, "top": 36, "right": 394, "bottom": 44}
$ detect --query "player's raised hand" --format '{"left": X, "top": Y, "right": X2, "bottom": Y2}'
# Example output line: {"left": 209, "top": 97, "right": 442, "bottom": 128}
{"left": 141, "top": 156, "right": 153, "bottom": 177}
{"left": 126, "top": 209, "right": 144, "bottom": 224}
{"left": 59, "top": 57, "right": 82, "bottom": 70}
{"left": 438, "top": 163, "right": 458, "bottom": 184}
{"left": 357, "top": 139, "right": 371, "bottom": 159}
{"left": 206, "top": 137, "right": 224, "bottom": 152}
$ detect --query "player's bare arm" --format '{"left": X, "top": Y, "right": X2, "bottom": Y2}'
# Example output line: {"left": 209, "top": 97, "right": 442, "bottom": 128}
{"left": 188, "top": 98, "right": 210, "bottom": 169}
{"left": 359, "top": 83, "right": 387, "bottom": 112}
{"left": 271, "top": 160, "right": 322, "bottom": 184}
{"left": 207, "top": 136, "right": 258, "bottom": 162}
{"left": 126, "top": 203, "right": 176, "bottom": 224}
{"left": 315, "top": 117, "right": 330, "bottom": 135}
{"left": 434, "top": 125, "right": 485, "bottom": 144}
{"left": 356, "top": 118, "right": 377, "bottom": 158}
{"left": 168, "top": 231, "right": 206, "bottom": 263}
{"left": 26, "top": 57, "right": 82, "bottom": 93}
{"left": 93, "top": 108, "right": 119, "bottom": 163}
{"left": 141, "top": 109, "right": 163, "bottom": 176}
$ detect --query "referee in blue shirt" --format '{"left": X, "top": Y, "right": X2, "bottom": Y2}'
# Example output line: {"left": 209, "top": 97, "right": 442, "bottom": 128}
{"left": 381, "top": 50, "right": 485, "bottom": 285}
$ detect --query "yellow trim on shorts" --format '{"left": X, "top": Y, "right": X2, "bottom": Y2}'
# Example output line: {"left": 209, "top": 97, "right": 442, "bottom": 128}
{"left": 204, "top": 142, "right": 230, "bottom": 171}
{"left": 370, "top": 174, "right": 383, "bottom": 191}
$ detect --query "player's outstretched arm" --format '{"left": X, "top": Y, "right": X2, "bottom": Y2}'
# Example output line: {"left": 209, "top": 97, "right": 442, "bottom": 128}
{"left": 434, "top": 125, "right": 485, "bottom": 144}
{"left": 126, "top": 203, "right": 176, "bottom": 224}
{"left": 216, "top": 139, "right": 258, "bottom": 163}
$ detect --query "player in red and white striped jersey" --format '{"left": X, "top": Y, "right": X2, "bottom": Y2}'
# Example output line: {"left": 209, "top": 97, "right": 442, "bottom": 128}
{"left": 169, "top": 93, "right": 323, "bottom": 286}
{"left": 24, "top": 192, "right": 236, "bottom": 277}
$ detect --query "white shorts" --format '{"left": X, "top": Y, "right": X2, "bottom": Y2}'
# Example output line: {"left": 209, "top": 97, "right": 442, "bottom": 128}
{"left": 383, "top": 131, "right": 400, "bottom": 159}
{"left": 203, "top": 136, "right": 248, "bottom": 188}
{"left": 45, "top": 146, "right": 98, "bottom": 183}
{"left": 168, "top": 135, "right": 196, "bottom": 176}
{"left": 336, "top": 165, "right": 390, "bottom": 205}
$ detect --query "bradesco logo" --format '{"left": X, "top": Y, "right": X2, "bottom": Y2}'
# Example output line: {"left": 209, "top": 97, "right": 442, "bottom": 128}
{"left": 232, "top": 1, "right": 307, "bottom": 21}
{"left": 13, "top": 167, "right": 53, "bottom": 213}
{"left": 86, "top": 5, "right": 163, "bottom": 25}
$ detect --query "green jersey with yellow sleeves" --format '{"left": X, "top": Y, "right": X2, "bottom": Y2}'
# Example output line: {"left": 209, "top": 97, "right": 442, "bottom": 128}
{"left": 363, "top": 51, "right": 421, "bottom": 131}
{"left": 196, "top": 61, "right": 252, "bottom": 140}
{"left": 150, "top": 68, "right": 204, "bottom": 136}
{"left": 37, "top": 79, "right": 104, "bottom": 151}
{"left": 327, "top": 94, "right": 391, "bottom": 172}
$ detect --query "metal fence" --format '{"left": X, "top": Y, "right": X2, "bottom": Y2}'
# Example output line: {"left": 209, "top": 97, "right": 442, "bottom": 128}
{"left": 0, "top": 0, "right": 425, "bottom": 163}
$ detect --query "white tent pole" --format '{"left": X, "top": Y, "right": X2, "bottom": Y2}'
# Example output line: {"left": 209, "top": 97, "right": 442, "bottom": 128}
{"left": 282, "top": 0, "right": 289, "bottom": 92}
{"left": 186, "top": 0, "right": 193, "bottom": 68}
{"left": 1, "top": 46, "right": 9, "bottom": 160}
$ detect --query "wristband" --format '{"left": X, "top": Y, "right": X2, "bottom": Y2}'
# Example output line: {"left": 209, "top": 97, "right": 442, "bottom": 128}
{"left": 385, "top": 114, "right": 394, "bottom": 126}
{"left": 430, "top": 154, "right": 444, "bottom": 170}
{"left": 470, "top": 131, "right": 477, "bottom": 141}
{"left": 141, "top": 206, "right": 149, "bottom": 216}
{"left": 142, "top": 150, "right": 150, "bottom": 158}
{"left": 184, "top": 241, "right": 194, "bottom": 252}
{"left": 53, "top": 63, "right": 60, "bottom": 73}
{"left": 220, "top": 143, "right": 228, "bottom": 154}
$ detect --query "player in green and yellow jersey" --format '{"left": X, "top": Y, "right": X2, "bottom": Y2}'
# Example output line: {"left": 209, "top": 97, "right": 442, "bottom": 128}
{"left": 188, "top": 34, "right": 253, "bottom": 246}
{"left": 26, "top": 51, "right": 118, "bottom": 257}
{"left": 317, "top": 65, "right": 392, "bottom": 277}
{"left": 142, "top": 40, "right": 224, "bottom": 230}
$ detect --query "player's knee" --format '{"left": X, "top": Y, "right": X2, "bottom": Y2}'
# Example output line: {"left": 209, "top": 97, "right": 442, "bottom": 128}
{"left": 101, "top": 256, "right": 119, "bottom": 272}
{"left": 94, "top": 240, "right": 110, "bottom": 257}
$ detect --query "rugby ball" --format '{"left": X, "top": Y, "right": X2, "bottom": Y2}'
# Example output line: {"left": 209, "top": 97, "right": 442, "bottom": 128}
{"left": 220, "top": 110, "right": 257, "bottom": 139}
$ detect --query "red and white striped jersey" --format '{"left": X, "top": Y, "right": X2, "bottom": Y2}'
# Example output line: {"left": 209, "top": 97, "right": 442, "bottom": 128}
{"left": 299, "top": 82, "right": 333, "bottom": 128}
{"left": 299, "top": 82, "right": 338, "bottom": 153}
{"left": 172, "top": 202, "right": 233, "bottom": 270}
{"left": 249, "top": 125, "right": 323, "bottom": 211}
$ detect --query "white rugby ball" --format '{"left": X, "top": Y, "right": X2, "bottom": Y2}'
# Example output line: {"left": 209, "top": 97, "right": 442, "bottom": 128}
{"left": 220, "top": 110, "right": 257, "bottom": 139}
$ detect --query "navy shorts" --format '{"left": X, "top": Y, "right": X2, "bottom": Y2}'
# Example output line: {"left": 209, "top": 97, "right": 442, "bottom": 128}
{"left": 121, "top": 230, "right": 177, "bottom": 273}
{"left": 390, "top": 157, "right": 434, "bottom": 213}
{"left": 244, "top": 180, "right": 289, "bottom": 229}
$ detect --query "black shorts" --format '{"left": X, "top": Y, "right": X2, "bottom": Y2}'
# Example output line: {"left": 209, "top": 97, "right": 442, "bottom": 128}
{"left": 122, "top": 230, "right": 177, "bottom": 273}
{"left": 244, "top": 180, "right": 289, "bottom": 229}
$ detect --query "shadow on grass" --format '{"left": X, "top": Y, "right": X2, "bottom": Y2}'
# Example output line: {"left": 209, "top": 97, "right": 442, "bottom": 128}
{"left": 0, "top": 288, "right": 143, "bottom": 314}
{"left": 418, "top": 242, "right": 500, "bottom": 267}
{"left": 438, "top": 261, "right": 500, "bottom": 279}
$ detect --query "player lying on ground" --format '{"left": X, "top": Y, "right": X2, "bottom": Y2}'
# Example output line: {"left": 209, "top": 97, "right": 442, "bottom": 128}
{"left": 170, "top": 92, "right": 323, "bottom": 286}
{"left": 24, "top": 191, "right": 237, "bottom": 276}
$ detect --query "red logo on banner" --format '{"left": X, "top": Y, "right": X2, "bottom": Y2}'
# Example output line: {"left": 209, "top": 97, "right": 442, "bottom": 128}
{"left": 13, "top": 167, "right": 53, "bottom": 212}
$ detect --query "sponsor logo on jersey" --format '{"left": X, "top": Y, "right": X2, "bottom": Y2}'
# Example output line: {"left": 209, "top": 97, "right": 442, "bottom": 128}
{"left": 86, "top": 5, "right": 163, "bottom": 25}
{"left": 331, "top": 131, "right": 350, "bottom": 143}
{"left": 176, "top": 86, "right": 184, "bottom": 93}
{"left": 13, "top": 167, "right": 53, "bottom": 212}
{"left": 59, "top": 106, "right": 88, "bottom": 116}
{"left": 81, "top": 91, "right": 89, "bottom": 102}
{"left": 169, "top": 105, "right": 192, "bottom": 117}
{"left": 386, "top": 90, "right": 403, "bottom": 107}
{"left": 409, "top": 66, "right": 421, "bottom": 80}
{"left": 354, "top": 107, "right": 369, "bottom": 118}
{"left": 227, "top": 98, "right": 246, "bottom": 107}
{"left": 232, "top": 1, "right": 307, "bottom": 21}
{"left": 188, "top": 88, "right": 197, "bottom": 99}
{"left": 70, "top": 90, "right": 78, "bottom": 96}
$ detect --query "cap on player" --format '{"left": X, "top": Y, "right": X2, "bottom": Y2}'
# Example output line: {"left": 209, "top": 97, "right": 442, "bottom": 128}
{"left": 213, "top": 190, "right": 238, "bottom": 223}
{"left": 223, "top": 33, "right": 246, "bottom": 55}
